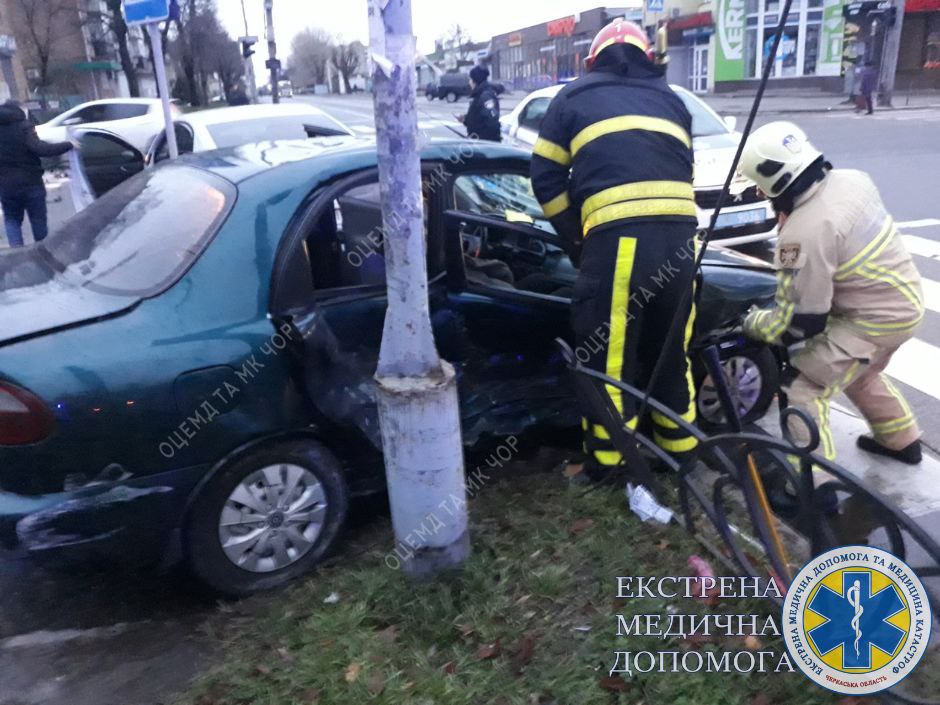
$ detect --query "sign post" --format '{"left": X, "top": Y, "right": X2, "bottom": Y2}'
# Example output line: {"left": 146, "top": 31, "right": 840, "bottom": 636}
{"left": 123, "top": 0, "right": 177, "bottom": 159}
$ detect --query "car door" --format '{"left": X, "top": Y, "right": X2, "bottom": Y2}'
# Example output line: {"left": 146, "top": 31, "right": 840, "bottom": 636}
{"left": 268, "top": 167, "right": 453, "bottom": 459}
{"left": 73, "top": 129, "right": 146, "bottom": 198}
{"left": 441, "top": 167, "right": 579, "bottom": 438}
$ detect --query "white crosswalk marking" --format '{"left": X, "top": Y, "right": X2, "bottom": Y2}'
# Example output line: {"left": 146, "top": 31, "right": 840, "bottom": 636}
{"left": 886, "top": 337, "right": 940, "bottom": 399}
{"left": 902, "top": 234, "right": 940, "bottom": 261}
{"left": 919, "top": 276, "right": 940, "bottom": 314}
{"left": 898, "top": 219, "right": 940, "bottom": 229}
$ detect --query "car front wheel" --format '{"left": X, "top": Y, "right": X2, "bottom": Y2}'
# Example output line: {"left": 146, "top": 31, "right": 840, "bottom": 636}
{"left": 184, "top": 438, "right": 348, "bottom": 596}
{"left": 695, "top": 346, "right": 778, "bottom": 431}
{"left": 445, "top": 91, "right": 458, "bottom": 103}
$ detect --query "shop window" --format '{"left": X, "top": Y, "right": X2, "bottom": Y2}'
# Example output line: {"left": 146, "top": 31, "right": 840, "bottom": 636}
{"left": 803, "top": 24, "right": 821, "bottom": 75}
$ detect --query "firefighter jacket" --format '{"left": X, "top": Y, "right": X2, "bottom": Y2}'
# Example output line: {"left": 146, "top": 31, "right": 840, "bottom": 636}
{"left": 530, "top": 58, "right": 696, "bottom": 249}
{"left": 744, "top": 169, "right": 924, "bottom": 346}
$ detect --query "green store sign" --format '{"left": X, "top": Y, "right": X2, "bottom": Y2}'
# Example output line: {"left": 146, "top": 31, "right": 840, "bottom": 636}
{"left": 714, "top": 0, "right": 747, "bottom": 81}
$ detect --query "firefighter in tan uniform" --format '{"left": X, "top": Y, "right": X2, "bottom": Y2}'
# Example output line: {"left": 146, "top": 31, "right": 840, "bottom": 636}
{"left": 739, "top": 122, "right": 924, "bottom": 466}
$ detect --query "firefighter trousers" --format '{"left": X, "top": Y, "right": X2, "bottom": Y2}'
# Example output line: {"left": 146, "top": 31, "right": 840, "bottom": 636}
{"left": 572, "top": 223, "right": 699, "bottom": 469}
{"left": 785, "top": 322, "right": 921, "bottom": 460}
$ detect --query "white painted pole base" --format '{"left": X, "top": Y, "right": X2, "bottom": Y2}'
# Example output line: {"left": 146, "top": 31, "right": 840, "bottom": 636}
{"left": 376, "top": 361, "right": 470, "bottom": 576}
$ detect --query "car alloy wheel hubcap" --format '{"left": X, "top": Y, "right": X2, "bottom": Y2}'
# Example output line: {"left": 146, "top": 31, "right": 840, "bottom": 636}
{"left": 698, "top": 356, "right": 764, "bottom": 424}
{"left": 218, "top": 463, "right": 327, "bottom": 573}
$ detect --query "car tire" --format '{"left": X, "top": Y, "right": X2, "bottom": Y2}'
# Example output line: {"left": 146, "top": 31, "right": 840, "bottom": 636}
{"left": 426, "top": 91, "right": 435, "bottom": 101}
{"left": 183, "top": 438, "right": 348, "bottom": 596}
{"left": 694, "top": 345, "right": 778, "bottom": 432}
{"left": 445, "top": 91, "right": 458, "bottom": 103}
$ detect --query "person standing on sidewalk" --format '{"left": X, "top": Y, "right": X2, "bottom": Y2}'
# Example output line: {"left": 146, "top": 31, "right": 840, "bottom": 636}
{"left": 859, "top": 61, "right": 878, "bottom": 115}
{"left": 0, "top": 100, "right": 73, "bottom": 248}
{"left": 458, "top": 65, "right": 501, "bottom": 142}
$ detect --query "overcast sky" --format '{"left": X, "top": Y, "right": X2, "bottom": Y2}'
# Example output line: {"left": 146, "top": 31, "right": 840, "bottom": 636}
{"left": 217, "top": 1, "right": 632, "bottom": 71}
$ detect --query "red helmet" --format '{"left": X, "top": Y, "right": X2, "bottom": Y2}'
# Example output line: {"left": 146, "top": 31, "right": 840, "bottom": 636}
{"left": 585, "top": 19, "right": 652, "bottom": 70}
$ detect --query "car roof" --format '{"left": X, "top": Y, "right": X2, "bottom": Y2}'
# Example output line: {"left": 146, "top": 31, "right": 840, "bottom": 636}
{"left": 177, "top": 103, "right": 332, "bottom": 126}
{"left": 77, "top": 98, "right": 163, "bottom": 106}
{"left": 178, "top": 135, "right": 530, "bottom": 185}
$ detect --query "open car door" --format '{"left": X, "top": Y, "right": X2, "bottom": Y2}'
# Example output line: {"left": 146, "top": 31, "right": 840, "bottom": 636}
{"left": 73, "top": 128, "right": 146, "bottom": 199}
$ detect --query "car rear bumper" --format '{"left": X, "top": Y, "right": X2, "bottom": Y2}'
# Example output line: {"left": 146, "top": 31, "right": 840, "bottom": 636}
{"left": 0, "top": 464, "right": 207, "bottom": 560}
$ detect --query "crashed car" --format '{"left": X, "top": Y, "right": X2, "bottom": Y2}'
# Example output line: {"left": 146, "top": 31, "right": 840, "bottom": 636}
{"left": 0, "top": 137, "right": 777, "bottom": 594}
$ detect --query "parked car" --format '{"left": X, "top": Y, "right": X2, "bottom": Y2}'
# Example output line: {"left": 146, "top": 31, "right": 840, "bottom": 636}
{"left": 73, "top": 103, "right": 354, "bottom": 199}
{"left": 36, "top": 98, "right": 174, "bottom": 154}
{"left": 426, "top": 73, "right": 472, "bottom": 102}
{"left": 502, "top": 84, "right": 778, "bottom": 247}
{"left": 0, "top": 137, "right": 777, "bottom": 594}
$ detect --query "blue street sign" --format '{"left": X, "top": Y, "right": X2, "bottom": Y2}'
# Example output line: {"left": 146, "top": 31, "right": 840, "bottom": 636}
{"left": 123, "top": 0, "right": 170, "bottom": 25}
{"left": 647, "top": 0, "right": 665, "bottom": 10}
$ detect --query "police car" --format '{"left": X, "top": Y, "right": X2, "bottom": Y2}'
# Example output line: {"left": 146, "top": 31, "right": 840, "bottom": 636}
{"left": 503, "top": 84, "right": 778, "bottom": 247}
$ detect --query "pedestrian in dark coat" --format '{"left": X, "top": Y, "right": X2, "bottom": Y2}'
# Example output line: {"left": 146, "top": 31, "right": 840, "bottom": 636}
{"left": 0, "top": 101, "right": 73, "bottom": 247}
{"left": 459, "top": 65, "right": 501, "bottom": 142}
{"left": 859, "top": 61, "right": 878, "bottom": 115}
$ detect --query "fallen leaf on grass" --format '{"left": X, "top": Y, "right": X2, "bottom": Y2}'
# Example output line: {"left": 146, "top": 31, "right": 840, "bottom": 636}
{"left": 252, "top": 664, "right": 271, "bottom": 677}
{"left": 298, "top": 689, "right": 320, "bottom": 703}
{"left": 563, "top": 463, "right": 584, "bottom": 478}
{"left": 748, "top": 695, "right": 770, "bottom": 705}
{"left": 455, "top": 623, "right": 476, "bottom": 639}
{"left": 744, "top": 635, "right": 762, "bottom": 651}
{"left": 656, "top": 539, "right": 670, "bottom": 551}
{"left": 569, "top": 518, "right": 596, "bottom": 535}
{"left": 375, "top": 625, "right": 397, "bottom": 644}
{"left": 477, "top": 640, "right": 502, "bottom": 660}
{"left": 599, "top": 675, "right": 629, "bottom": 692}
{"left": 442, "top": 661, "right": 457, "bottom": 675}
{"left": 195, "top": 682, "right": 230, "bottom": 705}
{"left": 277, "top": 647, "right": 294, "bottom": 663}
{"left": 511, "top": 632, "right": 538, "bottom": 674}
{"left": 344, "top": 662, "right": 362, "bottom": 683}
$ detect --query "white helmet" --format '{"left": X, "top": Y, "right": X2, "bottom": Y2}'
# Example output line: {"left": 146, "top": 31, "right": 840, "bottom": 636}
{"left": 738, "top": 121, "right": 823, "bottom": 198}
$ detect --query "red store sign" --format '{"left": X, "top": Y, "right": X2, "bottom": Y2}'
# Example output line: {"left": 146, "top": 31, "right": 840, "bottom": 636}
{"left": 547, "top": 16, "right": 577, "bottom": 37}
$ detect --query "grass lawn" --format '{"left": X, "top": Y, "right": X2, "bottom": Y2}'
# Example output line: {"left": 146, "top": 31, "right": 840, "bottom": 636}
{"left": 184, "top": 461, "right": 840, "bottom": 705}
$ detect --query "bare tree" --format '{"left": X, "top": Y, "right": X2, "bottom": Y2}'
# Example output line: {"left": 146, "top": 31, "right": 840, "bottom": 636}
{"left": 81, "top": 0, "right": 141, "bottom": 96}
{"left": 10, "top": 0, "right": 77, "bottom": 94}
{"left": 289, "top": 28, "right": 333, "bottom": 89}
{"left": 331, "top": 41, "right": 362, "bottom": 93}
{"left": 444, "top": 23, "right": 476, "bottom": 66}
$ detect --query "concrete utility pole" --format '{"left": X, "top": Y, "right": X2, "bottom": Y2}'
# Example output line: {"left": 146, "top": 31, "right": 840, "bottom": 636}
{"left": 264, "top": 0, "right": 279, "bottom": 103}
{"left": 367, "top": 0, "right": 470, "bottom": 576}
{"left": 878, "top": 0, "right": 906, "bottom": 107}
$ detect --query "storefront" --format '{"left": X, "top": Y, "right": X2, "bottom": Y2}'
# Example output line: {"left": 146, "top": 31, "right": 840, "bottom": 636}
{"left": 490, "top": 6, "right": 643, "bottom": 92}
{"left": 898, "top": 0, "right": 940, "bottom": 88}
{"left": 712, "top": 0, "right": 846, "bottom": 91}
{"left": 666, "top": 12, "right": 715, "bottom": 94}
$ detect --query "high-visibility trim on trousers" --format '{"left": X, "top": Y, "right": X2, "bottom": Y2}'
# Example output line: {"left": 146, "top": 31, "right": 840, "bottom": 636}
{"left": 580, "top": 180, "right": 696, "bottom": 224}
{"left": 582, "top": 198, "right": 697, "bottom": 236}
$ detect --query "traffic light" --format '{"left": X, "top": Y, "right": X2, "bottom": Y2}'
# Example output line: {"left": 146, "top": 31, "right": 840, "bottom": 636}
{"left": 240, "top": 36, "right": 257, "bottom": 59}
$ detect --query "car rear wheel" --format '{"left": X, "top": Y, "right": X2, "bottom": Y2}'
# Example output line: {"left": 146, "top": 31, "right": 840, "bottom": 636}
{"left": 445, "top": 91, "right": 458, "bottom": 103}
{"left": 184, "top": 439, "right": 348, "bottom": 596}
{"left": 426, "top": 91, "right": 435, "bottom": 101}
{"left": 695, "top": 346, "right": 778, "bottom": 431}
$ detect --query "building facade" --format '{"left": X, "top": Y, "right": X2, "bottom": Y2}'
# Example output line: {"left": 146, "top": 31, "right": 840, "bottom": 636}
{"left": 489, "top": 7, "right": 644, "bottom": 92}
{"left": 898, "top": 0, "right": 940, "bottom": 88}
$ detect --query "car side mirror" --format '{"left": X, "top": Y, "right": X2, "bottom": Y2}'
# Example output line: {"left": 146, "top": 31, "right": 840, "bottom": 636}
{"left": 61, "top": 117, "right": 83, "bottom": 126}
{"left": 723, "top": 115, "right": 738, "bottom": 132}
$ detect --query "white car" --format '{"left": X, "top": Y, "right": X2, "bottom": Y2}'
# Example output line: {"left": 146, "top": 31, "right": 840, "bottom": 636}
{"left": 502, "top": 85, "right": 777, "bottom": 246}
{"left": 36, "top": 98, "right": 173, "bottom": 153}
{"left": 71, "top": 103, "right": 355, "bottom": 201}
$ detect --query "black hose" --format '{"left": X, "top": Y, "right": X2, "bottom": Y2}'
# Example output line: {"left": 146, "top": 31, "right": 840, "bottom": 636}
{"left": 634, "top": 0, "right": 796, "bottom": 429}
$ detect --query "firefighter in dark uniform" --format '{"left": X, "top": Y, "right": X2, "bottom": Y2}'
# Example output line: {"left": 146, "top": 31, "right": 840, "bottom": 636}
{"left": 460, "top": 65, "right": 501, "bottom": 142}
{"left": 531, "top": 19, "right": 698, "bottom": 476}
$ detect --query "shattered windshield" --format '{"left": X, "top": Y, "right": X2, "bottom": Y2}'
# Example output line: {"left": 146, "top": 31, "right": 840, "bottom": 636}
{"left": 40, "top": 166, "right": 232, "bottom": 298}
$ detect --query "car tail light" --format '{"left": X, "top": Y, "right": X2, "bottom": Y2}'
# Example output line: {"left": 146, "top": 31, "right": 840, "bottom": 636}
{"left": 0, "top": 382, "right": 55, "bottom": 445}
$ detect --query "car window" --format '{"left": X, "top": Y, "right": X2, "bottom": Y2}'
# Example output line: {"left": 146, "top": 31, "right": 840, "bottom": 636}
{"left": 206, "top": 114, "right": 350, "bottom": 148}
{"left": 40, "top": 166, "right": 233, "bottom": 298}
{"left": 101, "top": 103, "right": 149, "bottom": 121}
{"left": 71, "top": 104, "right": 108, "bottom": 124}
{"left": 518, "top": 98, "right": 550, "bottom": 131}
{"left": 153, "top": 123, "right": 196, "bottom": 162}
{"left": 453, "top": 173, "right": 553, "bottom": 232}
{"left": 305, "top": 179, "right": 434, "bottom": 291}
{"left": 673, "top": 91, "right": 728, "bottom": 137}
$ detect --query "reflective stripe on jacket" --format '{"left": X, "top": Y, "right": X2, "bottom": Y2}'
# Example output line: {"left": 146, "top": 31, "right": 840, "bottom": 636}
{"left": 529, "top": 67, "right": 695, "bottom": 246}
{"left": 745, "top": 169, "right": 924, "bottom": 344}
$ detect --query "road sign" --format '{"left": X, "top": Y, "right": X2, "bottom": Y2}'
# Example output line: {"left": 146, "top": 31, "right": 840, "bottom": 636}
{"left": 123, "top": 0, "right": 170, "bottom": 25}
{"left": 647, "top": 0, "right": 665, "bottom": 10}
